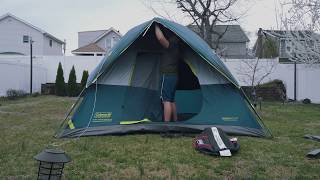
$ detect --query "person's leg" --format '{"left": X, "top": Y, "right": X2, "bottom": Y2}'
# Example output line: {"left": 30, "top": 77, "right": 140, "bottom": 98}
{"left": 161, "top": 74, "right": 178, "bottom": 122}
{"left": 163, "top": 101, "right": 172, "bottom": 122}
{"left": 171, "top": 102, "right": 178, "bottom": 121}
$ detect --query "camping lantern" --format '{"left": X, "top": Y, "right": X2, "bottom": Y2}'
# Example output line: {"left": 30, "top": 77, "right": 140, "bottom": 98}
{"left": 34, "top": 149, "right": 71, "bottom": 180}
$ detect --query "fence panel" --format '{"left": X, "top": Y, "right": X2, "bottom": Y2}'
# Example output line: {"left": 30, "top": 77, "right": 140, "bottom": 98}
{"left": 0, "top": 56, "right": 319, "bottom": 103}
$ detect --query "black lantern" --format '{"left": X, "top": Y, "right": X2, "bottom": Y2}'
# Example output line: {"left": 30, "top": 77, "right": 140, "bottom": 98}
{"left": 34, "top": 149, "right": 71, "bottom": 180}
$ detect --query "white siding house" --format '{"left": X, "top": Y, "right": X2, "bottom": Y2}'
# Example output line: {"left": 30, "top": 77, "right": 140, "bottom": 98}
{"left": 188, "top": 25, "right": 251, "bottom": 59}
{"left": 0, "top": 13, "right": 65, "bottom": 56}
{"left": 72, "top": 28, "right": 122, "bottom": 56}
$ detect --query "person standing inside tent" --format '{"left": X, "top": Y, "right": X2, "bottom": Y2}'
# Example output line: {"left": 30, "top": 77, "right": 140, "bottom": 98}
{"left": 155, "top": 24, "right": 180, "bottom": 122}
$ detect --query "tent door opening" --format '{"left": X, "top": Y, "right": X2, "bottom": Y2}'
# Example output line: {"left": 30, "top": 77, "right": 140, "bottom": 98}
{"left": 175, "top": 58, "right": 202, "bottom": 121}
{"left": 122, "top": 51, "right": 203, "bottom": 122}
{"left": 121, "top": 52, "right": 163, "bottom": 122}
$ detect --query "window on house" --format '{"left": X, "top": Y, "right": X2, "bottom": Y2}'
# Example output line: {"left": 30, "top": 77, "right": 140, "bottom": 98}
{"left": 49, "top": 39, "right": 52, "bottom": 47}
{"left": 23, "top": 35, "right": 29, "bottom": 43}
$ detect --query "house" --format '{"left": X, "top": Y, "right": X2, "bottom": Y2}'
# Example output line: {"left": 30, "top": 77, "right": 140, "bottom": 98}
{"left": 254, "top": 28, "right": 320, "bottom": 63}
{"left": 188, "top": 25, "right": 250, "bottom": 59}
{"left": 0, "top": 13, "right": 65, "bottom": 56}
{"left": 72, "top": 28, "right": 122, "bottom": 56}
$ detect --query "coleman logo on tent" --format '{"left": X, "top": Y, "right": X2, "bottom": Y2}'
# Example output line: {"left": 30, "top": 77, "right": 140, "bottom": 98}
{"left": 222, "top": 117, "right": 239, "bottom": 121}
{"left": 92, "top": 112, "right": 112, "bottom": 122}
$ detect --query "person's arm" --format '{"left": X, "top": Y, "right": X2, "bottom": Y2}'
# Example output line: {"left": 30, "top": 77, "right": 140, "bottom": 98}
{"left": 155, "top": 25, "right": 169, "bottom": 48}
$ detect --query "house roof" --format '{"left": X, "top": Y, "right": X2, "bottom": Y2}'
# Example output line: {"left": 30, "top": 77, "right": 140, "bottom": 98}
{"left": 188, "top": 25, "right": 250, "bottom": 43}
{"left": 73, "top": 28, "right": 122, "bottom": 54}
{"left": 262, "top": 29, "right": 320, "bottom": 40}
{"left": 72, "top": 43, "right": 105, "bottom": 53}
{"left": 92, "top": 27, "right": 122, "bottom": 43}
{"left": 0, "top": 13, "right": 65, "bottom": 44}
{"left": 77, "top": 28, "right": 122, "bottom": 43}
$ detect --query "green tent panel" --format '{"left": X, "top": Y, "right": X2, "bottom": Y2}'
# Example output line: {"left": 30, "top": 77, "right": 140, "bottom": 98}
{"left": 56, "top": 18, "right": 271, "bottom": 138}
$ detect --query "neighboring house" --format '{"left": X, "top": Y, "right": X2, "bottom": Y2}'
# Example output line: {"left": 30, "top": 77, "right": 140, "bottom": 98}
{"left": 255, "top": 28, "right": 320, "bottom": 63}
{"left": 72, "top": 28, "right": 122, "bottom": 56}
{"left": 0, "top": 13, "right": 65, "bottom": 56}
{"left": 188, "top": 25, "right": 250, "bottom": 59}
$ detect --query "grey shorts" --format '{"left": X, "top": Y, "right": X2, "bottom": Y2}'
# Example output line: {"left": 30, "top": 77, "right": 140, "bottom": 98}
{"left": 160, "top": 73, "right": 178, "bottom": 102}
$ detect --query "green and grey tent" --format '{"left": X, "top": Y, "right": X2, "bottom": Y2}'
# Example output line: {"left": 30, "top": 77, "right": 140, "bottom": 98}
{"left": 56, "top": 18, "right": 271, "bottom": 138}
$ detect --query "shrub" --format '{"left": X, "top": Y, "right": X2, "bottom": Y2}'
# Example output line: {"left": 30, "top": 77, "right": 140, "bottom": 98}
{"left": 6, "top": 89, "right": 27, "bottom": 100}
{"left": 67, "top": 65, "right": 78, "bottom": 97}
{"left": 242, "top": 79, "right": 287, "bottom": 102}
{"left": 80, "top": 70, "right": 89, "bottom": 90}
{"left": 260, "top": 79, "right": 286, "bottom": 98}
{"left": 260, "top": 79, "right": 286, "bottom": 91}
{"left": 55, "top": 62, "right": 66, "bottom": 96}
{"left": 302, "top": 98, "right": 311, "bottom": 104}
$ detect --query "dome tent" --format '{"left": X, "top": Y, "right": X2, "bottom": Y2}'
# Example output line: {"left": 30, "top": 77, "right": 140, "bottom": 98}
{"left": 56, "top": 18, "right": 271, "bottom": 138}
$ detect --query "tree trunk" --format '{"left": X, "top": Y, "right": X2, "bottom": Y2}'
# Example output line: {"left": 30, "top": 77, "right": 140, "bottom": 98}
{"left": 203, "top": 19, "right": 213, "bottom": 48}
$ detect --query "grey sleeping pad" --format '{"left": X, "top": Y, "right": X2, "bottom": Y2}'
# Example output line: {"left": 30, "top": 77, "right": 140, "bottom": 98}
{"left": 304, "top": 134, "right": 320, "bottom": 142}
{"left": 306, "top": 149, "right": 320, "bottom": 158}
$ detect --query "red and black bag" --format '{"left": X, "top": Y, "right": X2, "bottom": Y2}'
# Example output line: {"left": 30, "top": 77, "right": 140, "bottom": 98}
{"left": 193, "top": 127, "right": 240, "bottom": 156}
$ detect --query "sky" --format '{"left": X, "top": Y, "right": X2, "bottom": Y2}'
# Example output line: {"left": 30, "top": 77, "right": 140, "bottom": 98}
{"left": 0, "top": 0, "right": 279, "bottom": 54}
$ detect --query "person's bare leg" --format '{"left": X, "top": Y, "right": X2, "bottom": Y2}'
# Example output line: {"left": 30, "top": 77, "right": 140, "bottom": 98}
{"left": 163, "top": 101, "right": 172, "bottom": 122}
{"left": 171, "top": 102, "right": 178, "bottom": 121}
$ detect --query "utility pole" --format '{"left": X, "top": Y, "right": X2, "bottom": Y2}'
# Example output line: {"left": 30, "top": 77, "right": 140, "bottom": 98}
{"left": 294, "top": 61, "right": 297, "bottom": 101}
{"left": 63, "top": 39, "right": 66, "bottom": 55}
{"left": 30, "top": 37, "right": 34, "bottom": 95}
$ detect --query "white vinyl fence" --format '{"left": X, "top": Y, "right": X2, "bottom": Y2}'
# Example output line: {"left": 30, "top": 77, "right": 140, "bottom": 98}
{"left": 0, "top": 56, "right": 102, "bottom": 96}
{"left": 0, "top": 56, "right": 319, "bottom": 103}
{"left": 224, "top": 59, "right": 320, "bottom": 103}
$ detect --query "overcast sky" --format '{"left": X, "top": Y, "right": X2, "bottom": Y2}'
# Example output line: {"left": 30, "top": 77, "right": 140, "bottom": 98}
{"left": 1, "top": 0, "right": 279, "bottom": 54}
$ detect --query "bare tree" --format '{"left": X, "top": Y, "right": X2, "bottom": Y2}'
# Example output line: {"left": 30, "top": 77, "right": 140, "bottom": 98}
{"left": 237, "top": 58, "right": 277, "bottom": 88}
{"left": 271, "top": 0, "right": 320, "bottom": 64}
{"left": 279, "top": 0, "right": 320, "bottom": 31}
{"left": 238, "top": 29, "right": 278, "bottom": 86}
{"left": 143, "top": 0, "right": 251, "bottom": 49}
{"left": 236, "top": 57, "right": 277, "bottom": 105}
{"left": 175, "top": 0, "right": 240, "bottom": 46}
{"left": 237, "top": 30, "right": 278, "bottom": 105}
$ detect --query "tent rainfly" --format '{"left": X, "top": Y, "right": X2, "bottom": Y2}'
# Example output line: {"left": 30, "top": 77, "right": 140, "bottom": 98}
{"left": 56, "top": 18, "right": 271, "bottom": 138}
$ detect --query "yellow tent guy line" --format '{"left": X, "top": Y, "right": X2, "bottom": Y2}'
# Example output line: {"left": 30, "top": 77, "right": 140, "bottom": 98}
{"left": 68, "top": 119, "right": 75, "bottom": 130}
{"left": 120, "top": 119, "right": 151, "bottom": 125}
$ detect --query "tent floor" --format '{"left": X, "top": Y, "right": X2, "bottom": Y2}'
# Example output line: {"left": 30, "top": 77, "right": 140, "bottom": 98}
{"left": 57, "top": 123, "right": 267, "bottom": 138}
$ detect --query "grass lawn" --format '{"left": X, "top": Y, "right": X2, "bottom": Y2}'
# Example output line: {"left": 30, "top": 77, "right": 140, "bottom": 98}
{"left": 0, "top": 95, "right": 319, "bottom": 179}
